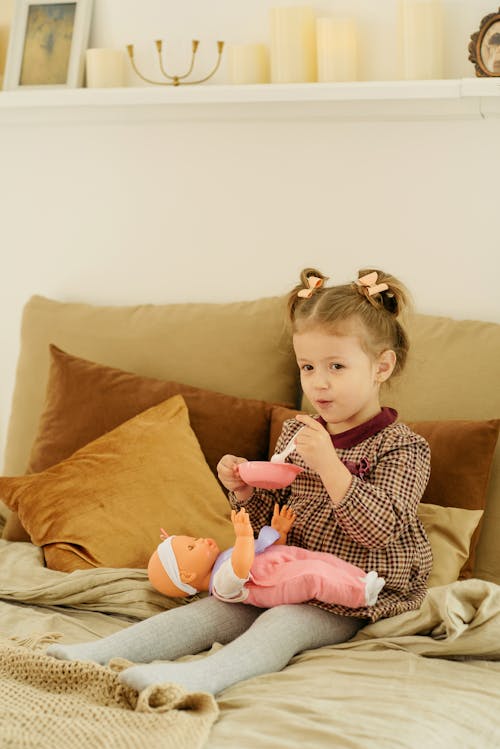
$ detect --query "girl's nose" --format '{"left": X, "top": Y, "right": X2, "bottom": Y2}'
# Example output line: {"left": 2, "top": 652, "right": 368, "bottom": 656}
{"left": 311, "top": 371, "right": 329, "bottom": 389}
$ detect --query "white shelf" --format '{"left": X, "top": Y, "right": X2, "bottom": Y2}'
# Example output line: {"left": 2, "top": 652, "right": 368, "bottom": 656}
{"left": 0, "top": 77, "right": 499, "bottom": 123}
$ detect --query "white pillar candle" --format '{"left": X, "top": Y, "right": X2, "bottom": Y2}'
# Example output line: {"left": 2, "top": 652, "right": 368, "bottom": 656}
{"left": 398, "top": 0, "right": 443, "bottom": 80}
{"left": 227, "top": 44, "right": 270, "bottom": 84}
{"left": 316, "top": 18, "right": 358, "bottom": 82}
{"left": 85, "top": 48, "right": 127, "bottom": 88}
{"left": 0, "top": 24, "right": 9, "bottom": 88}
{"left": 270, "top": 6, "right": 317, "bottom": 83}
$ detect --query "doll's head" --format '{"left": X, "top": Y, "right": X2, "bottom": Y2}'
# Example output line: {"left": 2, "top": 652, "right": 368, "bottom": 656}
{"left": 148, "top": 534, "right": 220, "bottom": 598}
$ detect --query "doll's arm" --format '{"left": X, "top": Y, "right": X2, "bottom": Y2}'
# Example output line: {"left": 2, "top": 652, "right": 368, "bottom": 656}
{"left": 231, "top": 509, "right": 255, "bottom": 579}
{"left": 271, "top": 503, "right": 296, "bottom": 544}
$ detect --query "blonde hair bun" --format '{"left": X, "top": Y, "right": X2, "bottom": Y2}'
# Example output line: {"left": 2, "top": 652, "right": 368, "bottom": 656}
{"left": 287, "top": 266, "right": 412, "bottom": 378}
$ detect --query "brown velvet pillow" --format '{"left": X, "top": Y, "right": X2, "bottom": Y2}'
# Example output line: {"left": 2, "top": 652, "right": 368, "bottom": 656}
{"left": 405, "top": 419, "right": 500, "bottom": 578}
{"left": 0, "top": 396, "right": 234, "bottom": 572}
{"left": 30, "top": 345, "right": 276, "bottom": 477}
{"left": 269, "top": 405, "right": 500, "bottom": 579}
{"left": 2, "top": 345, "right": 278, "bottom": 542}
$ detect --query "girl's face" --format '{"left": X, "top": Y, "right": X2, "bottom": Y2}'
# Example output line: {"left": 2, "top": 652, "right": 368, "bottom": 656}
{"left": 293, "top": 327, "right": 395, "bottom": 434}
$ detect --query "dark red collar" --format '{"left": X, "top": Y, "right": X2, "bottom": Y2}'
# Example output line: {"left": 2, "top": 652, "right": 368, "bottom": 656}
{"left": 317, "top": 407, "right": 398, "bottom": 449}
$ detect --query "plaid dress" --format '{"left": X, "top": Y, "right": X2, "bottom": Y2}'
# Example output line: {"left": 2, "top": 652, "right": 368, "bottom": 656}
{"left": 230, "top": 408, "right": 432, "bottom": 622}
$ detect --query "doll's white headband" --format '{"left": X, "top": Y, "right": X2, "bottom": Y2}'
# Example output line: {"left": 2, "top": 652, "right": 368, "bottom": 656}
{"left": 157, "top": 536, "right": 198, "bottom": 596}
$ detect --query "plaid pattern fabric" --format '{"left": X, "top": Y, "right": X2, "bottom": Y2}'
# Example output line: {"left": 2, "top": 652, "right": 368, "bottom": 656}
{"left": 230, "top": 418, "right": 432, "bottom": 622}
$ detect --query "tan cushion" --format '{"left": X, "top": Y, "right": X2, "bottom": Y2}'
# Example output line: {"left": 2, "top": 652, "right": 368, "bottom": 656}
{"left": 382, "top": 313, "right": 500, "bottom": 585}
{"left": 417, "top": 504, "right": 483, "bottom": 588}
{"left": 3, "top": 297, "right": 500, "bottom": 584}
{"left": 3, "top": 294, "right": 298, "bottom": 477}
{"left": 269, "top": 405, "right": 499, "bottom": 579}
{"left": 0, "top": 395, "right": 234, "bottom": 572}
{"left": 3, "top": 345, "right": 279, "bottom": 542}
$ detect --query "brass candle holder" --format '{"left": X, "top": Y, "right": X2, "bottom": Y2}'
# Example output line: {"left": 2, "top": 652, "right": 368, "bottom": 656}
{"left": 126, "top": 39, "right": 224, "bottom": 86}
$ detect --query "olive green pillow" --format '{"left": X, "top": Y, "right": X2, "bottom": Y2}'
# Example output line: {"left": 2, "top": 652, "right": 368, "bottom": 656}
{"left": 417, "top": 504, "right": 483, "bottom": 588}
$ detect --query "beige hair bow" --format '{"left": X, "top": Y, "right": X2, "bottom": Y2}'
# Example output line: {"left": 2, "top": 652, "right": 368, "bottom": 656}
{"left": 297, "top": 275, "right": 324, "bottom": 298}
{"left": 355, "top": 271, "right": 389, "bottom": 296}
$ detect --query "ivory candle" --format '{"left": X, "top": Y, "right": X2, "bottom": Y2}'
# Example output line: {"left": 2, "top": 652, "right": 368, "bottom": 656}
{"left": 316, "top": 18, "right": 358, "bottom": 82}
{"left": 227, "top": 44, "right": 270, "bottom": 84}
{"left": 398, "top": 0, "right": 443, "bottom": 80}
{"left": 270, "top": 6, "right": 317, "bottom": 83}
{"left": 0, "top": 24, "right": 8, "bottom": 87}
{"left": 85, "top": 48, "right": 127, "bottom": 88}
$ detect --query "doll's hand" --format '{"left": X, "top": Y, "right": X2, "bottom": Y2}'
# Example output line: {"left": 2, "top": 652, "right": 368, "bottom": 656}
{"left": 231, "top": 509, "right": 255, "bottom": 578}
{"left": 231, "top": 508, "right": 254, "bottom": 538}
{"left": 271, "top": 503, "right": 296, "bottom": 535}
{"left": 271, "top": 503, "right": 296, "bottom": 544}
{"left": 294, "top": 414, "right": 338, "bottom": 475}
{"left": 217, "top": 455, "right": 250, "bottom": 492}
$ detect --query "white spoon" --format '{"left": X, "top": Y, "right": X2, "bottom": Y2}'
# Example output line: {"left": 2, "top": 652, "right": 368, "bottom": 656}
{"left": 270, "top": 428, "right": 304, "bottom": 463}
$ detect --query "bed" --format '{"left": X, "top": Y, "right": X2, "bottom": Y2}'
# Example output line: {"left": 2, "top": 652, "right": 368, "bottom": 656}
{"left": 1, "top": 293, "right": 499, "bottom": 748}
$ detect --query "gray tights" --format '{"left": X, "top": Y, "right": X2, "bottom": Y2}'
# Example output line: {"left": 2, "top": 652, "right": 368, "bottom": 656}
{"left": 47, "top": 596, "right": 363, "bottom": 695}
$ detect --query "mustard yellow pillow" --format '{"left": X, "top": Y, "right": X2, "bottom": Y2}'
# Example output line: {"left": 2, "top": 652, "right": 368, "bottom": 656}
{"left": 1, "top": 345, "right": 277, "bottom": 543}
{"left": 0, "top": 395, "right": 234, "bottom": 573}
{"left": 417, "top": 503, "right": 483, "bottom": 588}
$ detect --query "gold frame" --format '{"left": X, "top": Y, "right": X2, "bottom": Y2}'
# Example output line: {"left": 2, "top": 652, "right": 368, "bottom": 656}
{"left": 469, "top": 7, "right": 500, "bottom": 77}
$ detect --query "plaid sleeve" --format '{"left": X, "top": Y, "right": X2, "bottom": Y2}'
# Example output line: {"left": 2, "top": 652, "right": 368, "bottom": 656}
{"left": 334, "top": 432, "right": 431, "bottom": 550}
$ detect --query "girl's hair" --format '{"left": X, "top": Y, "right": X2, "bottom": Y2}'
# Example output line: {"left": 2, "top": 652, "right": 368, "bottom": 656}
{"left": 287, "top": 267, "right": 411, "bottom": 376}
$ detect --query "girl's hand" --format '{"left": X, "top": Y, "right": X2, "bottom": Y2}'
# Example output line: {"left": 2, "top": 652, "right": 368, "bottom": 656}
{"left": 294, "top": 414, "right": 338, "bottom": 475}
{"left": 231, "top": 508, "right": 254, "bottom": 538}
{"left": 217, "top": 454, "right": 250, "bottom": 492}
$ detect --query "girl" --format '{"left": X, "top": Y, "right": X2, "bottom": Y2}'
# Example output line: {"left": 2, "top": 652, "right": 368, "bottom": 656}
{"left": 47, "top": 267, "right": 432, "bottom": 696}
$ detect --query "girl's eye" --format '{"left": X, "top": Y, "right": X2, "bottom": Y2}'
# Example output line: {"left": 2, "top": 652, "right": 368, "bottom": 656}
{"left": 300, "top": 364, "right": 313, "bottom": 372}
{"left": 329, "top": 363, "right": 344, "bottom": 371}
{"left": 187, "top": 545, "right": 194, "bottom": 551}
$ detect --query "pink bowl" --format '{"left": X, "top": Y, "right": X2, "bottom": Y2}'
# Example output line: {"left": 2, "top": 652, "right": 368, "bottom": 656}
{"left": 238, "top": 461, "right": 304, "bottom": 490}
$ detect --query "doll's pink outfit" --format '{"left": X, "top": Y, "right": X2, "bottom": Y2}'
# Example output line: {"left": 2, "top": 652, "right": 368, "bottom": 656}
{"left": 210, "top": 527, "right": 384, "bottom": 609}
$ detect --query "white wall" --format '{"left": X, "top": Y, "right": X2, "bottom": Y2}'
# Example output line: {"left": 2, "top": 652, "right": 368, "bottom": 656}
{"left": 0, "top": 0, "right": 499, "bottom": 467}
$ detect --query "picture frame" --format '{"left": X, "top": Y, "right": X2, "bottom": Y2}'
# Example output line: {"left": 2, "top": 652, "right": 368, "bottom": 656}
{"left": 469, "top": 7, "right": 500, "bottom": 77}
{"left": 3, "top": 0, "right": 93, "bottom": 90}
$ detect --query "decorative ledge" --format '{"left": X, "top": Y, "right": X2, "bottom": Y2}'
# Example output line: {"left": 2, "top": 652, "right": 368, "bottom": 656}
{"left": 0, "top": 78, "right": 499, "bottom": 123}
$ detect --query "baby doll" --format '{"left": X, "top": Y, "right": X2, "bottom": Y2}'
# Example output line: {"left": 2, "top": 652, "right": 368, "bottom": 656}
{"left": 148, "top": 504, "right": 385, "bottom": 609}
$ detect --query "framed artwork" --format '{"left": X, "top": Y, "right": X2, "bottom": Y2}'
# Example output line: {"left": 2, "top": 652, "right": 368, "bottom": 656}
{"left": 469, "top": 7, "right": 500, "bottom": 77}
{"left": 3, "top": 0, "right": 93, "bottom": 89}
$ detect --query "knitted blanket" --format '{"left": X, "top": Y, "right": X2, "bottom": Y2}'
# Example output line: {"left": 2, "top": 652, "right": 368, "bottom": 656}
{"left": 0, "top": 634, "right": 218, "bottom": 749}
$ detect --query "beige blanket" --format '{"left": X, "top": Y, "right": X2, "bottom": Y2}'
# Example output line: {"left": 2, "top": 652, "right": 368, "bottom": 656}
{"left": 209, "top": 580, "right": 500, "bottom": 749}
{"left": 0, "top": 539, "right": 177, "bottom": 617}
{"left": 0, "top": 538, "right": 195, "bottom": 642}
{"left": 1, "top": 538, "right": 500, "bottom": 748}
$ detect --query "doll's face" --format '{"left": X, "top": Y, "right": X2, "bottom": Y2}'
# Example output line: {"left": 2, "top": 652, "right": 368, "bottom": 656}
{"left": 172, "top": 535, "right": 220, "bottom": 586}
